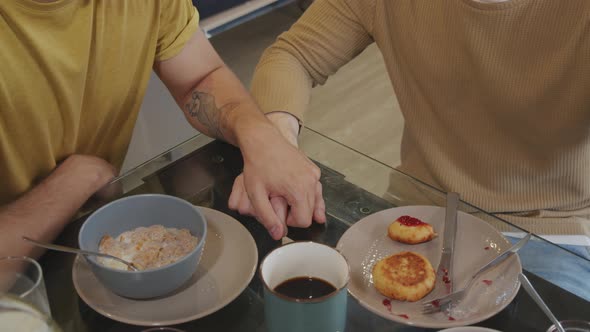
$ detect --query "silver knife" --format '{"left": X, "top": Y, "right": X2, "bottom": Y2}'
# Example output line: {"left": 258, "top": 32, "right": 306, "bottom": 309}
{"left": 436, "top": 192, "right": 460, "bottom": 294}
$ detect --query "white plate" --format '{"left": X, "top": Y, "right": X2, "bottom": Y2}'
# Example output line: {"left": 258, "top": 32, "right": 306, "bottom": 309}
{"left": 336, "top": 206, "right": 521, "bottom": 329}
{"left": 440, "top": 327, "right": 502, "bottom": 332}
{"left": 72, "top": 207, "right": 258, "bottom": 326}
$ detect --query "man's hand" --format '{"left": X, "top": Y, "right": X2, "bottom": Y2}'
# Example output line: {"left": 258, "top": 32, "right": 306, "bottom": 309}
{"left": 229, "top": 174, "right": 290, "bottom": 237}
{"left": 228, "top": 120, "right": 326, "bottom": 239}
{"left": 229, "top": 172, "right": 325, "bottom": 239}
{"left": 228, "top": 112, "right": 300, "bottom": 223}
{"left": 228, "top": 112, "right": 328, "bottom": 239}
{"left": 58, "top": 155, "right": 121, "bottom": 209}
{"left": 55, "top": 155, "right": 117, "bottom": 195}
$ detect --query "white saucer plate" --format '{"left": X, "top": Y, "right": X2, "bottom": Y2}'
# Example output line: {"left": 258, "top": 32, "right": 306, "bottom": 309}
{"left": 72, "top": 207, "right": 258, "bottom": 326}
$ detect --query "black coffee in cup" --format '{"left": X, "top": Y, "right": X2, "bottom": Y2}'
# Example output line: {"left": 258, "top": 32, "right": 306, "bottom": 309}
{"left": 274, "top": 276, "right": 336, "bottom": 300}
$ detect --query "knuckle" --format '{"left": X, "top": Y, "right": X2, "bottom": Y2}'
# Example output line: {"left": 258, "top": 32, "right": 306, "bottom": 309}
{"left": 310, "top": 165, "right": 321, "bottom": 179}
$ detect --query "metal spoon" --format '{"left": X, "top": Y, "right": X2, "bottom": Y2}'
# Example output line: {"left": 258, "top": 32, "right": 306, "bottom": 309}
{"left": 519, "top": 273, "right": 566, "bottom": 332}
{"left": 22, "top": 236, "right": 140, "bottom": 272}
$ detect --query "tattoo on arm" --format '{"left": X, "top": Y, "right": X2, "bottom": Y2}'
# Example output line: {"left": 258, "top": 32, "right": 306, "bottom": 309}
{"left": 184, "top": 91, "right": 238, "bottom": 141}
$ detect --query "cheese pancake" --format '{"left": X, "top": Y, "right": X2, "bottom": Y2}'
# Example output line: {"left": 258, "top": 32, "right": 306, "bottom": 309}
{"left": 388, "top": 215, "right": 436, "bottom": 244}
{"left": 372, "top": 251, "right": 435, "bottom": 302}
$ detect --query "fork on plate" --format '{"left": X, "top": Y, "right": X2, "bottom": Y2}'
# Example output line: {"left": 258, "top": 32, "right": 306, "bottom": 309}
{"left": 421, "top": 233, "right": 532, "bottom": 315}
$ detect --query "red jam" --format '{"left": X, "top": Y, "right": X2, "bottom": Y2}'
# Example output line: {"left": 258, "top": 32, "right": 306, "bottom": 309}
{"left": 445, "top": 283, "right": 452, "bottom": 293}
{"left": 431, "top": 300, "right": 440, "bottom": 307}
{"left": 382, "top": 299, "right": 392, "bottom": 312}
{"left": 448, "top": 316, "right": 456, "bottom": 321}
{"left": 397, "top": 215, "right": 427, "bottom": 227}
{"left": 484, "top": 246, "right": 491, "bottom": 250}
{"left": 482, "top": 280, "right": 493, "bottom": 286}
{"left": 383, "top": 299, "right": 409, "bottom": 319}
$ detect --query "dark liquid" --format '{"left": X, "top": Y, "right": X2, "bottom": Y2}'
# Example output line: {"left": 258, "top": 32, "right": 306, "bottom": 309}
{"left": 274, "top": 276, "right": 337, "bottom": 300}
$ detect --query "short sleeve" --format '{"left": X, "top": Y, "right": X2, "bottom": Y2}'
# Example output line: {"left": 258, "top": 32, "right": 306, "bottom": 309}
{"left": 155, "top": 0, "right": 200, "bottom": 61}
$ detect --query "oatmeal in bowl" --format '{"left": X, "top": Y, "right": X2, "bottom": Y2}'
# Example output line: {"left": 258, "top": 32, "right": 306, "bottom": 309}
{"left": 98, "top": 225, "right": 199, "bottom": 271}
{"left": 79, "top": 194, "right": 207, "bottom": 299}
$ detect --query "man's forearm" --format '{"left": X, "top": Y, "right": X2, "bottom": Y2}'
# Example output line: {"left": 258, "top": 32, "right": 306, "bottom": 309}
{"left": 154, "top": 29, "right": 278, "bottom": 149}
{"left": 180, "top": 64, "right": 273, "bottom": 147}
{"left": 0, "top": 155, "right": 114, "bottom": 258}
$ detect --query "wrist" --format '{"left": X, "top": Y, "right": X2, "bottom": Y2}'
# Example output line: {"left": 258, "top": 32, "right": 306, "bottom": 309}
{"left": 266, "top": 112, "right": 300, "bottom": 147}
{"left": 53, "top": 155, "right": 116, "bottom": 196}
{"left": 235, "top": 118, "right": 279, "bottom": 156}
{"left": 232, "top": 108, "right": 276, "bottom": 146}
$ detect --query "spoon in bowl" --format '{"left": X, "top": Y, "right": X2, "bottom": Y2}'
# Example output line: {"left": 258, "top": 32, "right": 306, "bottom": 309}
{"left": 22, "top": 236, "right": 140, "bottom": 272}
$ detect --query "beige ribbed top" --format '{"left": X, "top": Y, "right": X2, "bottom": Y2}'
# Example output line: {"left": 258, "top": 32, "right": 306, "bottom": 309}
{"left": 251, "top": 0, "right": 590, "bottom": 235}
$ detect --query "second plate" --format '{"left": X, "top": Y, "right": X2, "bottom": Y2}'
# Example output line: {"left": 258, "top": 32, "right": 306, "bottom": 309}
{"left": 336, "top": 205, "right": 521, "bottom": 329}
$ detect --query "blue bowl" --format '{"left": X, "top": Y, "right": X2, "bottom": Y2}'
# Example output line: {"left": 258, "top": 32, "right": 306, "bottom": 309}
{"left": 78, "top": 194, "right": 207, "bottom": 299}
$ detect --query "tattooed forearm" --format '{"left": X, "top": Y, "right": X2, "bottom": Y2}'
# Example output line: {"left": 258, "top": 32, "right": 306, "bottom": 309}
{"left": 184, "top": 91, "right": 239, "bottom": 141}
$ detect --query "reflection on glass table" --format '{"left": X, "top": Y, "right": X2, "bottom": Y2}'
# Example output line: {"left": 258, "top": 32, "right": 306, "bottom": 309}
{"left": 37, "top": 129, "right": 589, "bottom": 332}
{"left": 298, "top": 127, "right": 590, "bottom": 302}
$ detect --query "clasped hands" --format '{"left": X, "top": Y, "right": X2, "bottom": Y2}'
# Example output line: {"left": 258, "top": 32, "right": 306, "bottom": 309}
{"left": 228, "top": 113, "right": 326, "bottom": 240}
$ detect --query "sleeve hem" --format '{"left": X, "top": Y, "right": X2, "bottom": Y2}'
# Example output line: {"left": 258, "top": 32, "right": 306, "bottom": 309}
{"left": 263, "top": 110, "right": 305, "bottom": 128}
{"left": 155, "top": 7, "right": 200, "bottom": 62}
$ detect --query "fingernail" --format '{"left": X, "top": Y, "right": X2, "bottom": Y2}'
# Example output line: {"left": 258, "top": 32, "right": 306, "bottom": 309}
{"left": 270, "top": 225, "right": 282, "bottom": 239}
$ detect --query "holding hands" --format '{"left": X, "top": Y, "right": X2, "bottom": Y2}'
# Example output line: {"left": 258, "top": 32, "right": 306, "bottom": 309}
{"left": 229, "top": 113, "right": 326, "bottom": 240}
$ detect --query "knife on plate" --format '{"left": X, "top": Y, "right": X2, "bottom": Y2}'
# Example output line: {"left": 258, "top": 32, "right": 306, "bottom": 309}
{"left": 436, "top": 192, "right": 460, "bottom": 294}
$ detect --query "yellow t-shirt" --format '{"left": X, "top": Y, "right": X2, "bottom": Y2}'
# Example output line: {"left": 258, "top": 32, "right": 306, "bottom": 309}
{"left": 0, "top": 0, "right": 199, "bottom": 204}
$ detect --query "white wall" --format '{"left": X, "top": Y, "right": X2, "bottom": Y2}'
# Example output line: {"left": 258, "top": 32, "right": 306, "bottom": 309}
{"left": 121, "top": 72, "right": 200, "bottom": 172}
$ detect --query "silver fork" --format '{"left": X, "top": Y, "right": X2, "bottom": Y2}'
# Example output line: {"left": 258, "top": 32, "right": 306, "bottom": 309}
{"left": 421, "top": 233, "right": 532, "bottom": 314}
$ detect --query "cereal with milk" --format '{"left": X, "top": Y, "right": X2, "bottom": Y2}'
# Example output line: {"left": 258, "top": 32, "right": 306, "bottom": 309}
{"left": 98, "top": 225, "right": 198, "bottom": 271}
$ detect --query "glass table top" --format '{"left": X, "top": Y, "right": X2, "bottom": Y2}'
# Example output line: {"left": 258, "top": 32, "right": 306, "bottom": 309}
{"left": 39, "top": 128, "right": 590, "bottom": 332}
